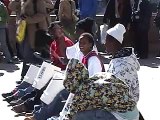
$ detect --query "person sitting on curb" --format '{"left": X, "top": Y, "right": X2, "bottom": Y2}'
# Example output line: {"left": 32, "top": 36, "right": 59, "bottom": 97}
{"left": 24, "top": 33, "right": 105, "bottom": 120}
{"left": 1, "top": 21, "right": 73, "bottom": 109}
{"left": 63, "top": 24, "right": 141, "bottom": 120}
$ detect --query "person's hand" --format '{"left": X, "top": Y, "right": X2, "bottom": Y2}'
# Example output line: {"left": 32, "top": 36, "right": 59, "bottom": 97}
{"left": 20, "top": 14, "right": 27, "bottom": 20}
{"left": 59, "top": 57, "right": 69, "bottom": 65}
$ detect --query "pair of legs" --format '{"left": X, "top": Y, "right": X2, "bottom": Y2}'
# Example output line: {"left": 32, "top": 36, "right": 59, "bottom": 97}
{"left": 33, "top": 89, "right": 69, "bottom": 120}
{"left": 0, "top": 27, "right": 12, "bottom": 62}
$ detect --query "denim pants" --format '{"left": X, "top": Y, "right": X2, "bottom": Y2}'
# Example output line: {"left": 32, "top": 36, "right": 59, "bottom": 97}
{"left": 0, "top": 27, "right": 12, "bottom": 61}
{"left": 34, "top": 89, "right": 69, "bottom": 120}
{"left": 20, "top": 36, "right": 43, "bottom": 78}
{"left": 17, "top": 81, "right": 31, "bottom": 90}
{"left": 72, "top": 109, "right": 117, "bottom": 120}
{"left": 14, "top": 82, "right": 33, "bottom": 99}
{"left": 16, "top": 86, "right": 34, "bottom": 98}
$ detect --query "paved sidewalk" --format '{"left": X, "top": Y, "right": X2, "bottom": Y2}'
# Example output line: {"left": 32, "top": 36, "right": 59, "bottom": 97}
{"left": 0, "top": 58, "right": 160, "bottom": 120}
{"left": 0, "top": 62, "right": 25, "bottom": 120}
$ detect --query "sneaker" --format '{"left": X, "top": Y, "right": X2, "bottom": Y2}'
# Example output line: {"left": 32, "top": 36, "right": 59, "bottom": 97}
{"left": 10, "top": 99, "right": 24, "bottom": 106}
{"left": 3, "top": 95, "right": 17, "bottom": 103}
{"left": 13, "top": 103, "right": 30, "bottom": 113}
{"left": 2, "top": 92, "right": 14, "bottom": 98}
{"left": 12, "top": 56, "right": 20, "bottom": 63}
{"left": 16, "top": 80, "right": 22, "bottom": 84}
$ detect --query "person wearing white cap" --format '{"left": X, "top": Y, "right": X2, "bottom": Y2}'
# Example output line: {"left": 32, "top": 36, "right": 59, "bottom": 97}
{"left": 105, "top": 23, "right": 144, "bottom": 120}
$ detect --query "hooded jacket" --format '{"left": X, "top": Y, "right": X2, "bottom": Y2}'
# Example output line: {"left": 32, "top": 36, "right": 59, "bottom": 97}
{"left": 107, "top": 47, "right": 140, "bottom": 102}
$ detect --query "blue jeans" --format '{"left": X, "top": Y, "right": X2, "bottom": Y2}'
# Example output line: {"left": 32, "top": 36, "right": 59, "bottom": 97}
{"left": 72, "top": 109, "right": 117, "bottom": 120}
{"left": 16, "top": 86, "right": 34, "bottom": 98}
{"left": 0, "top": 27, "right": 12, "bottom": 61}
{"left": 20, "top": 37, "right": 43, "bottom": 78}
{"left": 34, "top": 89, "right": 69, "bottom": 120}
{"left": 17, "top": 81, "right": 31, "bottom": 90}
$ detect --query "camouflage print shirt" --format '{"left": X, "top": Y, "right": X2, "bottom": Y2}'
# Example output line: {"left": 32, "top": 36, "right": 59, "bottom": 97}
{"left": 63, "top": 58, "right": 137, "bottom": 119}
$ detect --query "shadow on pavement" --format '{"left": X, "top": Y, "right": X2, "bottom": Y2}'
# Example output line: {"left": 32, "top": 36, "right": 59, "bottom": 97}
{"left": 0, "top": 63, "right": 20, "bottom": 73}
{"left": 139, "top": 57, "right": 160, "bottom": 68}
{"left": 0, "top": 73, "right": 4, "bottom": 77}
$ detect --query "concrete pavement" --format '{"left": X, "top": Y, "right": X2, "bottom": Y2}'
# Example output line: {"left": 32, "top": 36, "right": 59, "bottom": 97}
{"left": 0, "top": 57, "right": 160, "bottom": 120}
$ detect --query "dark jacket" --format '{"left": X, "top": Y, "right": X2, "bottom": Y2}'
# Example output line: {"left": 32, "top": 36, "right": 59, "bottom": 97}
{"left": 133, "top": 0, "right": 152, "bottom": 30}
{"left": 103, "top": 0, "right": 132, "bottom": 28}
{"left": 0, "top": 1, "right": 8, "bottom": 26}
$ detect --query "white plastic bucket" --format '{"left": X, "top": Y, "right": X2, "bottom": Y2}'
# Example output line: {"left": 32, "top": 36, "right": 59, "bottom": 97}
{"left": 23, "top": 65, "right": 40, "bottom": 84}
{"left": 32, "top": 62, "right": 61, "bottom": 90}
{"left": 40, "top": 71, "right": 65, "bottom": 105}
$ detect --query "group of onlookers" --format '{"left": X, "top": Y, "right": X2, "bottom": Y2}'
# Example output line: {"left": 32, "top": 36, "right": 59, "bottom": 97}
{"left": 1, "top": 0, "right": 160, "bottom": 120}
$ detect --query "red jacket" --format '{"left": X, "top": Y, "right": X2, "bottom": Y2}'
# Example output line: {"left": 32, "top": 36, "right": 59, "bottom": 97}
{"left": 50, "top": 36, "right": 73, "bottom": 70}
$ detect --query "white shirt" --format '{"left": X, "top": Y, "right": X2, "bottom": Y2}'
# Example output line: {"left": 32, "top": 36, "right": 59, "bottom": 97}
{"left": 87, "top": 56, "right": 102, "bottom": 77}
{"left": 66, "top": 41, "right": 98, "bottom": 61}
{"left": 66, "top": 42, "right": 101, "bottom": 77}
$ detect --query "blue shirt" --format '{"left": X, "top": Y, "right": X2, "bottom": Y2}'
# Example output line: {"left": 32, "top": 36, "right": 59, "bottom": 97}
{"left": 79, "top": 0, "right": 97, "bottom": 20}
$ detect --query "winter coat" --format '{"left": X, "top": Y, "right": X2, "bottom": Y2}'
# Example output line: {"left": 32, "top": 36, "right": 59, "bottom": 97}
{"left": 107, "top": 47, "right": 140, "bottom": 102}
{"left": 58, "top": 0, "right": 76, "bottom": 22}
{"left": 9, "top": 0, "right": 53, "bottom": 49}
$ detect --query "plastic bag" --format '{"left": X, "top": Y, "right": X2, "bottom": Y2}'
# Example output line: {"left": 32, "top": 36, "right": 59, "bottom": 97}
{"left": 16, "top": 20, "right": 26, "bottom": 43}
{"left": 100, "top": 24, "right": 108, "bottom": 44}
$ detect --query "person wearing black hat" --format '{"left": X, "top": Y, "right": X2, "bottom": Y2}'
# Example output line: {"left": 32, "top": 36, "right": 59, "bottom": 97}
{"left": 66, "top": 17, "right": 98, "bottom": 61}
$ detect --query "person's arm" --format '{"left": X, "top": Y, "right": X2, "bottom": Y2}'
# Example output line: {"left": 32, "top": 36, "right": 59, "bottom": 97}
{"left": 58, "top": 38, "right": 74, "bottom": 64}
{"left": 63, "top": 59, "right": 89, "bottom": 93}
{"left": 58, "top": 0, "right": 64, "bottom": 20}
{"left": 108, "top": 63, "right": 140, "bottom": 102}
{"left": 50, "top": 41, "right": 60, "bottom": 63}
{"left": 44, "top": 0, "right": 54, "bottom": 9}
{"left": 59, "top": 37, "right": 74, "bottom": 57}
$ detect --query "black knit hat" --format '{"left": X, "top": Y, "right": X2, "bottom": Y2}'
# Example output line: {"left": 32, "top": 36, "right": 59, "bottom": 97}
{"left": 76, "top": 17, "right": 94, "bottom": 34}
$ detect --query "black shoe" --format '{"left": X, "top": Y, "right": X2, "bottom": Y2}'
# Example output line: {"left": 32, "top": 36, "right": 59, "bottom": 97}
{"left": 16, "top": 80, "right": 22, "bottom": 84}
{"left": 2, "top": 92, "right": 14, "bottom": 98}
{"left": 10, "top": 99, "right": 24, "bottom": 106}
{"left": 3, "top": 95, "right": 17, "bottom": 103}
